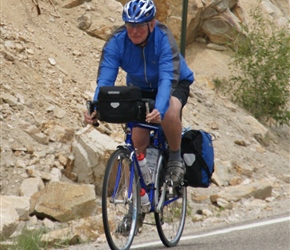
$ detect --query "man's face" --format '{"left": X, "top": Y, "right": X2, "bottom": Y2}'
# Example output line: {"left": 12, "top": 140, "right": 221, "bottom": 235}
{"left": 125, "top": 20, "right": 155, "bottom": 45}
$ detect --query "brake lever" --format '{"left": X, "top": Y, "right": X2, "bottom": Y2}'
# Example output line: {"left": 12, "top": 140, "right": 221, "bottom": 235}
{"left": 145, "top": 102, "right": 150, "bottom": 114}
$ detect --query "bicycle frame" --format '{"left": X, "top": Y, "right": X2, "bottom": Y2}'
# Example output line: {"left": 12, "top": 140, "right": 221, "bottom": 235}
{"left": 114, "top": 121, "right": 179, "bottom": 213}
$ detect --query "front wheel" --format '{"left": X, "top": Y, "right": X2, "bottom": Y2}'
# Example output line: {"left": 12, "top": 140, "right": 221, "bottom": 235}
{"left": 154, "top": 155, "right": 187, "bottom": 247}
{"left": 102, "top": 148, "right": 139, "bottom": 250}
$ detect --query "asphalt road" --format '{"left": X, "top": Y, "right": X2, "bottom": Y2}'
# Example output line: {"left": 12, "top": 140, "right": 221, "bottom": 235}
{"left": 131, "top": 215, "right": 290, "bottom": 250}
{"left": 64, "top": 215, "right": 290, "bottom": 249}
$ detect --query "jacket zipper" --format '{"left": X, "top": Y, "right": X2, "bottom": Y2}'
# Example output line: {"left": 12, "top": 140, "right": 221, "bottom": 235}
{"left": 142, "top": 47, "right": 152, "bottom": 88}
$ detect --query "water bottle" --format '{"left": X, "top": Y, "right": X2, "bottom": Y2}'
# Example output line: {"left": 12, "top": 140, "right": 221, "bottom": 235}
{"left": 137, "top": 153, "right": 151, "bottom": 185}
{"left": 146, "top": 147, "right": 159, "bottom": 183}
{"left": 140, "top": 188, "right": 150, "bottom": 213}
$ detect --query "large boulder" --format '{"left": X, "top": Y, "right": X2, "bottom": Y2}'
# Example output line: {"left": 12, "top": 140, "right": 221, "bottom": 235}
{"left": 0, "top": 196, "right": 30, "bottom": 239}
{"left": 71, "top": 125, "right": 118, "bottom": 195}
{"left": 0, "top": 205, "right": 19, "bottom": 240}
{"left": 30, "top": 182, "right": 97, "bottom": 222}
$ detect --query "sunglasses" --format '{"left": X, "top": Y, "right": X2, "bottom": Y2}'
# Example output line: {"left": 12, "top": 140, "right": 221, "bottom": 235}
{"left": 125, "top": 22, "right": 149, "bottom": 29}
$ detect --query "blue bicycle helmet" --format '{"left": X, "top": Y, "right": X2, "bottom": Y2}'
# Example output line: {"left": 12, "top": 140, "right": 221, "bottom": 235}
{"left": 122, "top": 0, "right": 156, "bottom": 23}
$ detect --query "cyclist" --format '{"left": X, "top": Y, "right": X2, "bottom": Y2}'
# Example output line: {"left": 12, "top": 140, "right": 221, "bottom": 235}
{"left": 84, "top": 0, "right": 194, "bottom": 186}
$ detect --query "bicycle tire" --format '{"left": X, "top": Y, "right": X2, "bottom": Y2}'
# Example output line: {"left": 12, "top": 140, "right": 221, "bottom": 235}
{"left": 154, "top": 154, "right": 187, "bottom": 247}
{"left": 102, "top": 148, "right": 140, "bottom": 250}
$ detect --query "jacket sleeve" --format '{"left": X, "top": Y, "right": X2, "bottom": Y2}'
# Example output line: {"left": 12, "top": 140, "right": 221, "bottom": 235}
{"left": 155, "top": 31, "right": 180, "bottom": 119}
{"left": 93, "top": 37, "right": 120, "bottom": 101}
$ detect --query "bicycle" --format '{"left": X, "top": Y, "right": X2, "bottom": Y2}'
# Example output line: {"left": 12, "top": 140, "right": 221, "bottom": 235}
{"left": 89, "top": 98, "right": 187, "bottom": 250}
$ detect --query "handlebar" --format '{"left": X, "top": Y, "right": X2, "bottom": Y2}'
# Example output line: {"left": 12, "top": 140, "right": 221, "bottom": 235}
{"left": 139, "top": 98, "right": 155, "bottom": 112}
{"left": 86, "top": 98, "right": 155, "bottom": 127}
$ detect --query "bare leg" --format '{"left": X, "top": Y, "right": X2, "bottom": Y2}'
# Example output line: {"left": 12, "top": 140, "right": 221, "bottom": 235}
{"left": 161, "top": 96, "right": 182, "bottom": 151}
{"left": 132, "top": 127, "right": 150, "bottom": 155}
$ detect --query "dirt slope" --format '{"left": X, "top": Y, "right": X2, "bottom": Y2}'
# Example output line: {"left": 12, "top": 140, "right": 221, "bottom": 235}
{"left": 1, "top": 0, "right": 289, "bottom": 244}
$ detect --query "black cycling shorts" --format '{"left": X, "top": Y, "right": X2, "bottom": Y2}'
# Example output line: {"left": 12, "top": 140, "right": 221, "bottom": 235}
{"left": 141, "top": 80, "right": 191, "bottom": 108}
{"left": 172, "top": 80, "right": 191, "bottom": 108}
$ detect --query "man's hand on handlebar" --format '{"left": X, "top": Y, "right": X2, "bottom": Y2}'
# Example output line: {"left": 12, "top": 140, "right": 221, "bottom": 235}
{"left": 85, "top": 100, "right": 99, "bottom": 126}
{"left": 84, "top": 110, "right": 99, "bottom": 126}
{"left": 146, "top": 108, "right": 161, "bottom": 124}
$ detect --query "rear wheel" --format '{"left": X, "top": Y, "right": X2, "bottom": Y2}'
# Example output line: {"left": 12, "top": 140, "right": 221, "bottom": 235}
{"left": 102, "top": 148, "right": 139, "bottom": 250}
{"left": 154, "top": 155, "right": 187, "bottom": 247}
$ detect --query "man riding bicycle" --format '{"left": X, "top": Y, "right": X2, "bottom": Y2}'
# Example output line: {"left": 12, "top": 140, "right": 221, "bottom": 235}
{"left": 84, "top": 0, "right": 194, "bottom": 186}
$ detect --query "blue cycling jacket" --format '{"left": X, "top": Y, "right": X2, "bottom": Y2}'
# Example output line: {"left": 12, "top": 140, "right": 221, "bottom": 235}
{"left": 94, "top": 21, "right": 194, "bottom": 119}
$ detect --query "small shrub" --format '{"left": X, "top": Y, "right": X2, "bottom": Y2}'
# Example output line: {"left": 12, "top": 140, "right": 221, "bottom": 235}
{"left": 11, "top": 228, "right": 48, "bottom": 250}
{"left": 224, "top": 7, "right": 290, "bottom": 125}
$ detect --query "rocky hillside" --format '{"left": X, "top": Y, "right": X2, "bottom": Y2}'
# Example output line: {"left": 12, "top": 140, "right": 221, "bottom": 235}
{"left": 1, "top": 0, "right": 289, "bottom": 248}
